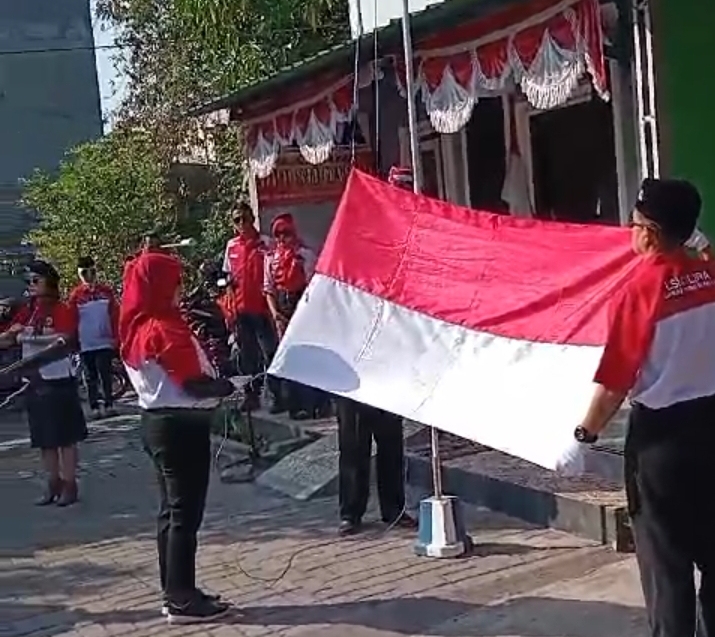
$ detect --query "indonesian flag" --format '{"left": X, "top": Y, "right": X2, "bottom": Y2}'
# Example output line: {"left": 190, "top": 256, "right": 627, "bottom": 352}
{"left": 269, "top": 170, "right": 640, "bottom": 470}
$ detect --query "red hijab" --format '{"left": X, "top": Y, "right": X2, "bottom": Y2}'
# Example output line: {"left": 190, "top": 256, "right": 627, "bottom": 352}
{"left": 119, "top": 252, "right": 208, "bottom": 384}
{"left": 270, "top": 213, "right": 307, "bottom": 293}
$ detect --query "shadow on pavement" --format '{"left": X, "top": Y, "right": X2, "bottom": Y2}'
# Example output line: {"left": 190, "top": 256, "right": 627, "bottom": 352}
{"left": 0, "top": 596, "right": 646, "bottom": 637}
{"left": 236, "top": 596, "right": 646, "bottom": 635}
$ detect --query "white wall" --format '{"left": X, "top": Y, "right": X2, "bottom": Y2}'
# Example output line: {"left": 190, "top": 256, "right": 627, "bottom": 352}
{"left": 349, "top": 0, "right": 444, "bottom": 37}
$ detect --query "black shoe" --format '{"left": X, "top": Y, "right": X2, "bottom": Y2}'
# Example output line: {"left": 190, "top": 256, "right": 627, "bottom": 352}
{"left": 289, "top": 409, "right": 311, "bottom": 421}
{"left": 338, "top": 519, "right": 362, "bottom": 537}
{"left": 162, "top": 590, "right": 221, "bottom": 616}
{"left": 165, "top": 597, "right": 230, "bottom": 624}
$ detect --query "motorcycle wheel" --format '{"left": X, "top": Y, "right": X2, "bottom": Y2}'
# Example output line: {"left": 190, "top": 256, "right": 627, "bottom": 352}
{"left": 111, "top": 369, "right": 128, "bottom": 400}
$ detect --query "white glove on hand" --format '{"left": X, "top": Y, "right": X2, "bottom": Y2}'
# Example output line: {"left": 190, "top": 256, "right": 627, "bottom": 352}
{"left": 555, "top": 440, "right": 587, "bottom": 477}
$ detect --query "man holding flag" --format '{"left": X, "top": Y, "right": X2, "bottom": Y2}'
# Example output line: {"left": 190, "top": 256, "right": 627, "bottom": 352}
{"left": 559, "top": 178, "right": 715, "bottom": 636}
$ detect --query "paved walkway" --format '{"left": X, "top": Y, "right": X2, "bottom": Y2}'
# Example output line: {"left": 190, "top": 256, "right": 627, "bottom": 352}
{"left": 0, "top": 417, "right": 648, "bottom": 636}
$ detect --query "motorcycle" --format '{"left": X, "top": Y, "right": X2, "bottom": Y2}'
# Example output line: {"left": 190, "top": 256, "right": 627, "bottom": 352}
{"left": 180, "top": 278, "right": 234, "bottom": 378}
{"left": 72, "top": 353, "right": 130, "bottom": 403}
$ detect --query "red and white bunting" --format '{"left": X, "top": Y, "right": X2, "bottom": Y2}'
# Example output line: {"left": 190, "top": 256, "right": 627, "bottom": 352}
{"left": 244, "top": 0, "right": 607, "bottom": 175}
{"left": 244, "top": 68, "right": 375, "bottom": 178}
{"left": 395, "top": 0, "right": 607, "bottom": 133}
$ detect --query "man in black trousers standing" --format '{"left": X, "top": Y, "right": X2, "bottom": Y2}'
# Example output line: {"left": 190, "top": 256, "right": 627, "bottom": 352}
{"left": 337, "top": 399, "right": 416, "bottom": 536}
{"left": 336, "top": 166, "right": 418, "bottom": 537}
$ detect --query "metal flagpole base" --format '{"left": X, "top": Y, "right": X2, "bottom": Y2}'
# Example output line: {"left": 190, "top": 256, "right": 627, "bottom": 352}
{"left": 414, "top": 495, "right": 471, "bottom": 558}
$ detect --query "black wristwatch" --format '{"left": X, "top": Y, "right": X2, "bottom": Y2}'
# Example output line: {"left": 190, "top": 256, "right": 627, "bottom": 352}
{"left": 574, "top": 426, "right": 598, "bottom": 444}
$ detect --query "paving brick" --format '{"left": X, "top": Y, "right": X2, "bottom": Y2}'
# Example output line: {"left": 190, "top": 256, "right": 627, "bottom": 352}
{"left": 0, "top": 420, "right": 647, "bottom": 637}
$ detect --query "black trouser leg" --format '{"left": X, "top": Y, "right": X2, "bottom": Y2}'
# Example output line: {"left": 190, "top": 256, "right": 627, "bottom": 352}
{"left": 155, "top": 458, "right": 170, "bottom": 593}
{"left": 95, "top": 349, "right": 115, "bottom": 408}
{"left": 627, "top": 402, "right": 715, "bottom": 637}
{"left": 337, "top": 399, "right": 372, "bottom": 523}
{"left": 632, "top": 512, "right": 696, "bottom": 637}
{"left": 142, "top": 409, "right": 212, "bottom": 603}
{"left": 694, "top": 499, "right": 715, "bottom": 636}
{"left": 370, "top": 410, "right": 405, "bottom": 523}
{"left": 80, "top": 351, "right": 100, "bottom": 410}
{"left": 236, "top": 314, "right": 262, "bottom": 399}
{"left": 254, "top": 314, "right": 282, "bottom": 404}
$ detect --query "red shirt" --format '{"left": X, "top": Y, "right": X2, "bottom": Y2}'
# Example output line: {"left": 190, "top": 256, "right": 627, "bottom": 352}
{"left": 13, "top": 300, "right": 77, "bottom": 379}
{"left": 222, "top": 233, "right": 269, "bottom": 315}
{"left": 594, "top": 250, "right": 715, "bottom": 408}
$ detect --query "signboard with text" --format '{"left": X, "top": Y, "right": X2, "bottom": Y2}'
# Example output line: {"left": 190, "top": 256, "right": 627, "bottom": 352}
{"left": 256, "top": 147, "right": 375, "bottom": 207}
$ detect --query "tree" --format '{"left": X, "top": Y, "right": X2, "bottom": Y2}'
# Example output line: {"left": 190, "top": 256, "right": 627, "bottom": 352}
{"left": 94, "top": 0, "right": 350, "bottom": 265}
{"left": 96, "top": 0, "right": 349, "bottom": 127}
{"left": 22, "top": 130, "right": 174, "bottom": 288}
{"left": 22, "top": 1, "right": 350, "bottom": 284}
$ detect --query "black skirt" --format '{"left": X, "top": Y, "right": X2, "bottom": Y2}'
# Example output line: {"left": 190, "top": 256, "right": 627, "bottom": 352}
{"left": 26, "top": 377, "right": 88, "bottom": 450}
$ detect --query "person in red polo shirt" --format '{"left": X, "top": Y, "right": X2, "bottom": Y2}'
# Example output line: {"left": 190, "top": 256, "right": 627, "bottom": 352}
{"left": 68, "top": 256, "right": 119, "bottom": 419}
{"left": 222, "top": 202, "right": 282, "bottom": 412}
{"left": 0, "top": 260, "right": 86, "bottom": 506}
{"left": 558, "top": 178, "right": 715, "bottom": 636}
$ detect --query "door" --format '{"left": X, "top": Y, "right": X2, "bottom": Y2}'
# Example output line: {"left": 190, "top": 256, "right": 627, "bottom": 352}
{"left": 530, "top": 99, "right": 620, "bottom": 224}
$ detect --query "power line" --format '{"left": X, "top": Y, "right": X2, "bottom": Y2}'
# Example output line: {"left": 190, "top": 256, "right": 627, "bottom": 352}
{"left": 0, "top": 24, "right": 349, "bottom": 58}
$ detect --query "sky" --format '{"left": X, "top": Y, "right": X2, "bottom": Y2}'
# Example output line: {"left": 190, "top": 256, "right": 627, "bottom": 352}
{"left": 90, "top": 0, "right": 126, "bottom": 131}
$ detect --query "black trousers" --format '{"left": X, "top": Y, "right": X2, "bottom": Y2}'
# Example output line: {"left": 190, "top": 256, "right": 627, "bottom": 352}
{"left": 81, "top": 348, "right": 115, "bottom": 409}
{"left": 626, "top": 398, "right": 715, "bottom": 637}
{"left": 337, "top": 398, "right": 405, "bottom": 523}
{"left": 141, "top": 408, "right": 212, "bottom": 603}
{"left": 235, "top": 313, "right": 281, "bottom": 401}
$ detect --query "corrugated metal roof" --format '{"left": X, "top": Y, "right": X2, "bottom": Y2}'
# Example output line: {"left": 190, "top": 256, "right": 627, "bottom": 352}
{"left": 189, "top": 0, "right": 531, "bottom": 117}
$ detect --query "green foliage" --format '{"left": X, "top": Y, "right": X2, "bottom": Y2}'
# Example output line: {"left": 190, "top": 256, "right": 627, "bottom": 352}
{"left": 23, "top": 1, "right": 350, "bottom": 284}
{"left": 22, "top": 130, "right": 173, "bottom": 288}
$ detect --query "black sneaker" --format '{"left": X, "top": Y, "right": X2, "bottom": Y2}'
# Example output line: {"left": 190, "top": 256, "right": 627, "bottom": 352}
{"left": 165, "top": 597, "right": 229, "bottom": 624}
{"left": 338, "top": 519, "right": 362, "bottom": 537}
{"left": 162, "top": 590, "right": 222, "bottom": 616}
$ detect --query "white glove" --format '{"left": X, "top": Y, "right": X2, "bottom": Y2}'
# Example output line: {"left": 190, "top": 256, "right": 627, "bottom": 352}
{"left": 555, "top": 439, "right": 587, "bottom": 477}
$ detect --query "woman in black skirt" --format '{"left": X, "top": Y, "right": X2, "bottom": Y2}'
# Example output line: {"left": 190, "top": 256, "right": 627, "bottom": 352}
{"left": 0, "top": 260, "right": 87, "bottom": 506}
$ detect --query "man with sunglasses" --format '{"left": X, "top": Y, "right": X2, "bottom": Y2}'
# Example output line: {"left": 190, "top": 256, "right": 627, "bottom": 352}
{"left": 557, "top": 178, "right": 715, "bottom": 636}
{"left": 222, "top": 203, "right": 282, "bottom": 412}
{"left": 68, "top": 256, "right": 119, "bottom": 419}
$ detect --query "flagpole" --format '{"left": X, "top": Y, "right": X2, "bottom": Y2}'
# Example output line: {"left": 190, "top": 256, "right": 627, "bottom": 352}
{"left": 400, "top": 0, "right": 423, "bottom": 196}
{"left": 401, "top": 0, "right": 467, "bottom": 558}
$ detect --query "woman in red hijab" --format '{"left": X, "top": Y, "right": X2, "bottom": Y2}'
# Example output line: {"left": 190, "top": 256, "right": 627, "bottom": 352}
{"left": 119, "top": 251, "right": 234, "bottom": 624}
{"left": 264, "top": 213, "right": 320, "bottom": 419}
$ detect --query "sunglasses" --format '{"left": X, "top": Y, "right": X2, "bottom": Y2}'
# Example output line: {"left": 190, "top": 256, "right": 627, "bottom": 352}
{"left": 629, "top": 219, "right": 660, "bottom": 233}
{"left": 28, "top": 276, "right": 41, "bottom": 285}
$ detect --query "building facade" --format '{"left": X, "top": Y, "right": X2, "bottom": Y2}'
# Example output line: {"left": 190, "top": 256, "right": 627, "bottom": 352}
{"left": 0, "top": 0, "right": 102, "bottom": 296}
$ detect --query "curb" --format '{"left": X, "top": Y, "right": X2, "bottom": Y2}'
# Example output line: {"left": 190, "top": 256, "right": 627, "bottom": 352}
{"left": 248, "top": 411, "right": 631, "bottom": 549}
